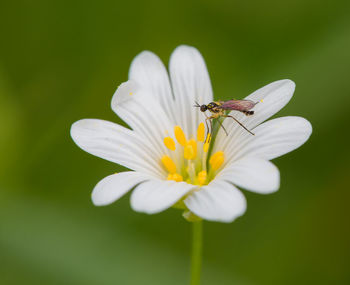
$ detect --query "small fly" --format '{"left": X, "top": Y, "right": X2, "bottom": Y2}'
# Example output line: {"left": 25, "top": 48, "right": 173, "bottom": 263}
{"left": 194, "top": 99, "right": 260, "bottom": 139}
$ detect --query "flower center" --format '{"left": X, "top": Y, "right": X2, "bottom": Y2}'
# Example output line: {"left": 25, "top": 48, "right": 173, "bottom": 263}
{"left": 160, "top": 123, "right": 225, "bottom": 185}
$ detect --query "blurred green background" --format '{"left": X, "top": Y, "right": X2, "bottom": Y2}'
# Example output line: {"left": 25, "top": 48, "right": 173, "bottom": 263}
{"left": 1, "top": 0, "right": 349, "bottom": 284}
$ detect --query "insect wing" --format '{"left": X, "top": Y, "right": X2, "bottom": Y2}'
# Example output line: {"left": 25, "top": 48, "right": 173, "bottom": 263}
{"left": 219, "top": 100, "right": 256, "bottom": 111}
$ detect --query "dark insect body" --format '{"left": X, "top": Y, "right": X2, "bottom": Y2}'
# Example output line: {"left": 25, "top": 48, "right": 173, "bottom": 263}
{"left": 194, "top": 99, "right": 259, "bottom": 139}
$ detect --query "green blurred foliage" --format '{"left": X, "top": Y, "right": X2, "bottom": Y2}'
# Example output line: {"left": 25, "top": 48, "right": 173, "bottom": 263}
{"left": 0, "top": 0, "right": 349, "bottom": 284}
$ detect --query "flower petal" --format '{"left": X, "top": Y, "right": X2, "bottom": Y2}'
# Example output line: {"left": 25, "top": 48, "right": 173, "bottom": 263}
{"left": 169, "top": 45, "right": 213, "bottom": 136}
{"left": 130, "top": 180, "right": 196, "bottom": 214}
{"left": 217, "top": 157, "right": 280, "bottom": 194}
{"left": 111, "top": 80, "right": 175, "bottom": 158}
{"left": 92, "top": 172, "right": 150, "bottom": 206}
{"left": 129, "top": 51, "right": 176, "bottom": 124}
{"left": 233, "top": 116, "right": 312, "bottom": 161}
{"left": 184, "top": 180, "right": 246, "bottom": 223}
{"left": 70, "top": 119, "right": 165, "bottom": 178}
{"left": 244, "top": 79, "right": 295, "bottom": 128}
{"left": 215, "top": 80, "right": 295, "bottom": 152}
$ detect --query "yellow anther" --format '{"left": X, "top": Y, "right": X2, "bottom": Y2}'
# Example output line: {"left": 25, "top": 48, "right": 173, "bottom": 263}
{"left": 189, "top": 139, "right": 197, "bottom": 155}
{"left": 197, "top": 123, "right": 205, "bottom": 142}
{"left": 167, "top": 173, "right": 183, "bottom": 182}
{"left": 161, "top": 155, "right": 177, "bottom": 174}
{"left": 163, "top": 137, "right": 176, "bottom": 151}
{"left": 260, "top": 99, "right": 264, "bottom": 103}
{"left": 203, "top": 142, "right": 209, "bottom": 153}
{"left": 184, "top": 139, "right": 197, "bottom": 160}
{"left": 197, "top": 170, "right": 207, "bottom": 185}
{"left": 184, "top": 145, "right": 195, "bottom": 160}
{"left": 203, "top": 133, "right": 211, "bottom": 152}
{"left": 209, "top": 151, "right": 225, "bottom": 171}
{"left": 174, "top": 126, "right": 186, "bottom": 146}
{"left": 129, "top": 92, "right": 133, "bottom": 96}
{"left": 205, "top": 133, "right": 211, "bottom": 143}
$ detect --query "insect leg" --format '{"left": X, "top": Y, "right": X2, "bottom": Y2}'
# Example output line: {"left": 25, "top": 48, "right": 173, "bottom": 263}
{"left": 205, "top": 116, "right": 213, "bottom": 142}
{"left": 223, "top": 115, "right": 255, "bottom": 136}
{"left": 204, "top": 114, "right": 210, "bottom": 140}
{"left": 209, "top": 118, "right": 214, "bottom": 140}
{"left": 217, "top": 118, "right": 228, "bottom": 136}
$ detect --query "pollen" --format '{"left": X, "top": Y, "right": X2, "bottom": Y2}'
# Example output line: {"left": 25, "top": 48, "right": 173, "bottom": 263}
{"left": 163, "top": 137, "right": 176, "bottom": 151}
{"left": 197, "top": 170, "right": 207, "bottom": 185}
{"left": 260, "top": 99, "right": 264, "bottom": 103}
{"left": 184, "top": 139, "right": 197, "bottom": 160}
{"left": 167, "top": 173, "right": 183, "bottom": 182}
{"left": 174, "top": 126, "right": 187, "bottom": 146}
{"left": 129, "top": 92, "right": 133, "bottom": 96}
{"left": 161, "top": 155, "right": 177, "bottom": 174}
{"left": 209, "top": 151, "right": 225, "bottom": 170}
{"left": 196, "top": 123, "right": 205, "bottom": 142}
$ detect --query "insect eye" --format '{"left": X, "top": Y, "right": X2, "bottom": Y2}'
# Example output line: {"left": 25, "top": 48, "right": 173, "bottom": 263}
{"left": 200, "top": 105, "right": 207, "bottom": 112}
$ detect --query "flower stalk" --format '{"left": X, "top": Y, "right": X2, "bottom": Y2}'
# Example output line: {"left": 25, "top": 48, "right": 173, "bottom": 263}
{"left": 190, "top": 220, "right": 203, "bottom": 285}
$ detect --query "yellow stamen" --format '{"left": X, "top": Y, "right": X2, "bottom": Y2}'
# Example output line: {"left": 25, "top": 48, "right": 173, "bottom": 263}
{"left": 184, "top": 139, "right": 197, "bottom": 160}
{"left": 260, "top": 99, "right": 264, "bottom": 103}
{"left": 209, "top": 151, "right": 225, "bottom": 170}
{"left": 163, "top": 137, "right": 176, "bottom": 151}
{"left": 184, "top": 145, "right": 195, "bottom": 160}
{"left": 174, "top": 126, "right": 186, "bottom": 146}
{"left": 203, "top": 133, "right": 211, "bottom": 152}
{"left": 196, "top": 123, "right": 205, "bottom": 142}
{"left": 167, "top": 173, "right": 183, "bottom": 182}
{"left": 197, "top": 170, "right": 207, "bottom": 185}
{"left": 189, "top": 139, "right": 197, "bottom": 156}
{"left": 203, "top": 142, "right": 209, "bottom": 153}
{"left": 161, "top": 155, "right": 177, "bottom": 174}
{"left": 205, "top": 133, "right": 211, "bottom": 143}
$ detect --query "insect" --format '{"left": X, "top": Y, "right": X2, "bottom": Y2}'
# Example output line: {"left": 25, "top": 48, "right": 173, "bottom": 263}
{"left": 194, "top": 99, "right": 259, "bottom": 139}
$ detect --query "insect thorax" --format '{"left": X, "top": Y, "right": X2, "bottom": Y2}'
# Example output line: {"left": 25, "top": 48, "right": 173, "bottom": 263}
{"left": 207, "top": 102, "right": 221, "bottom": 113}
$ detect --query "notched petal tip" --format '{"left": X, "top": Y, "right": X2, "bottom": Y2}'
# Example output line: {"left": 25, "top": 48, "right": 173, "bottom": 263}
{"left": 111, "top": 80, "right": 140, "bottom": 109}
{"left": 218, "top": 158, "right": 280, "bottom": 194}
{"left": 92, "top": 172, "right": 149, "bottom": 206}
{"left": 130, "top": 180, "right": 196, "bottom": 214}
{"left": 70, "top": 119, "right": 94, "bottom": 146}
{"left": 303, "top": 118, "right": 313, "bottom": 136}
{"left": 184, "top": 181, "right": 247, "bottom": 223}
{"left": 279, "top": 78, "right": 295, "bottom": 89}
{"left": 128, "top": 50, "right": 164, "bottom": 80}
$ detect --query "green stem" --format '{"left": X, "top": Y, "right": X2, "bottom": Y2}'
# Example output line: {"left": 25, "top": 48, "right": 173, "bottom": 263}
{"left": 190, "top": 220, "right": 203, "bottom": 285}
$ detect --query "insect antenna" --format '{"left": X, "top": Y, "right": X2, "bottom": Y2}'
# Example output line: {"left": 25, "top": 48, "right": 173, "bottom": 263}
{"left": 193, "top": 101, "right": 201, "bottom": 108}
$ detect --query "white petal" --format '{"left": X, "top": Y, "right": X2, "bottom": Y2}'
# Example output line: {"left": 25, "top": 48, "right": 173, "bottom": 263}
{"left": 111, "top": 80, "right": 174, "bottom": 158}
{"left": 70, "top": 119, "right": 165, "bottom": 178}
{"left": 245, "top": 79, "right": 295, "bottom": 128}
{"left": 215, "top": 80, "right": 295, "bottom": 152}
{"left": 217, "top": 158, "right": 280, "bottom": 194}
{"left": 129, "top": 51, "right": 176, "bottom": 124}
{"left": 92, "top": 172, "right": 150, "bottom": 206}
{"left": 169, "top": 45, "right": 213, "bottom": 136}
{"left": 130, "top": 180, "right": 196, "bottom": 214}
{"left": 184, "top": 180, "right": 246, "bottom": 223}
{"left": 234, "top": 116, "right": 312, "bottom": 161}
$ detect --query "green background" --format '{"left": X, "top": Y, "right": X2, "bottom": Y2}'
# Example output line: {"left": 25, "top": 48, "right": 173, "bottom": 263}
{"left": 1, "top": 0, "right": 349, "bottom": 284}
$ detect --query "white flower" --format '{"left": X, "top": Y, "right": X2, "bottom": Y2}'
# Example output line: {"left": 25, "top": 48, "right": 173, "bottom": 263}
{"left": 70, "top": 45, "right": 312, "bottom": 223}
